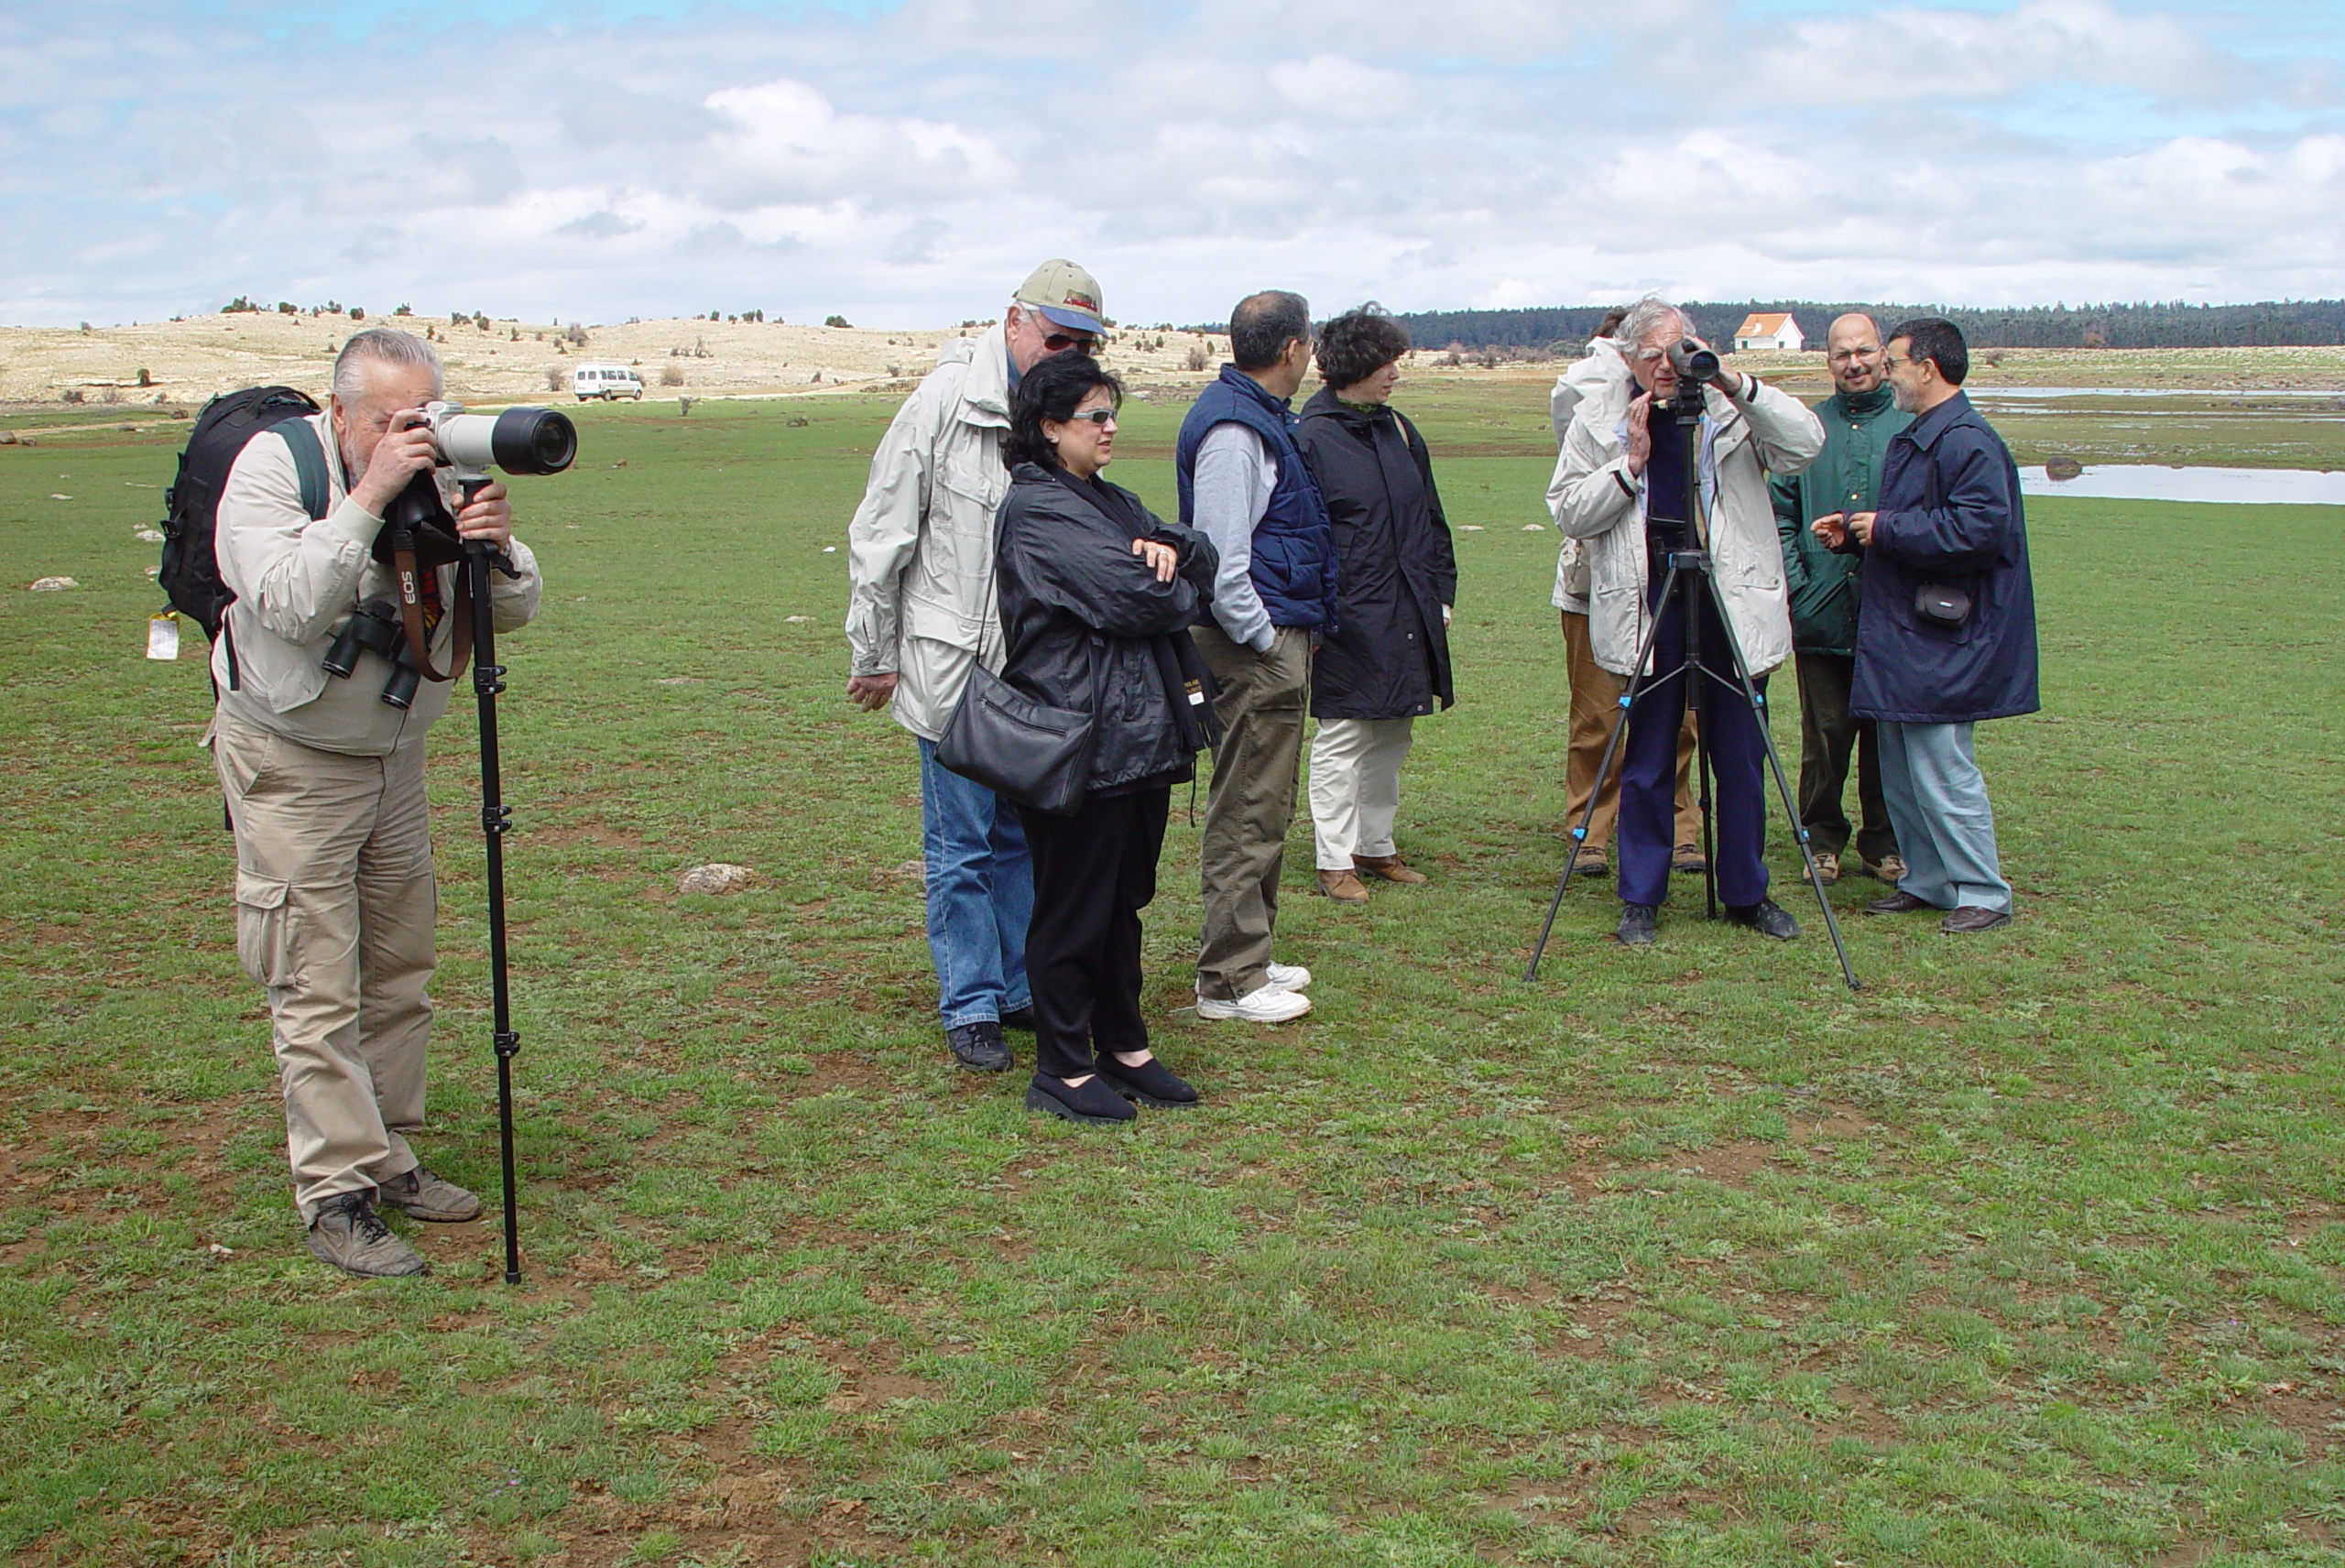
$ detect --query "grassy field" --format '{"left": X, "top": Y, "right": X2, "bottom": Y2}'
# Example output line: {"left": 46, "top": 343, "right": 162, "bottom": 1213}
{"left": 2, "top": 380, "right": 2341, "bottom": 1568}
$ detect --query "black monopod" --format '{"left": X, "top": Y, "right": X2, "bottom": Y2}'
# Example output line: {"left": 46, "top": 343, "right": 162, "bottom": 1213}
{"left": 424, "top": 402, "right": 579, "bottom": 1283}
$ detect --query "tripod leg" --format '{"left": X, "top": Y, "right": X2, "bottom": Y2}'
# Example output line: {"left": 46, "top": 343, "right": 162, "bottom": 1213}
{"left": 1527, "top": 563, "right": 1683, "bottom": 981}
{"left": 1690, "top": 586, "right": 1716, "bottom": 920}
{"left": 1696, "top": 570, "right": 1861, "bottom": 991}
{"left": 464, "top": 539, "right": 526, "bottom": 1282}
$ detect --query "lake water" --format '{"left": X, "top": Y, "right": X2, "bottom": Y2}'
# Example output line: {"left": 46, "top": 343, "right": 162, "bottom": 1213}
{"left": 1972, "top": 387, "right": 2345, "bottom": 401}
{"left": 2020, "top": 465, "right": 2345, "bottom": 505}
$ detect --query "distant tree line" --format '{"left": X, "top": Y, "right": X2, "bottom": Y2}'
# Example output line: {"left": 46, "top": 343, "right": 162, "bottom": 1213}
{"left": 1347, "top": 300, "right": 2345, "bottom": 353}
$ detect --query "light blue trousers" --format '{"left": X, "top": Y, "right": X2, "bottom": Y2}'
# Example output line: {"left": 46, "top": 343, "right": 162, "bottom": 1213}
{"left": 1874, "top": 721, "right": 2012, "bottom": 914}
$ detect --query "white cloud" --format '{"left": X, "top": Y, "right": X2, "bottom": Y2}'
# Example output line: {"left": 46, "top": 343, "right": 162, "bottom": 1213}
{"left": 0, "top": 1, "right": 2338, "bottom": 327}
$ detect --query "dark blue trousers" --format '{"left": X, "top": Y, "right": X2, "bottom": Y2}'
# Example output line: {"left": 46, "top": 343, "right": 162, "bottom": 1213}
{"left": 1617, "top": 572, "right": 1771, "bottom": 909}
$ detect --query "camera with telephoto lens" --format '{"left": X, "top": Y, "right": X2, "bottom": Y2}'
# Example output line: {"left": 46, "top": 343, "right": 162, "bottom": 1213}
{"left": 321, "top": 598, "right": 423, "bottom": 709}
{"left": 373, "top": 401, "right": 580, "bottom": 572}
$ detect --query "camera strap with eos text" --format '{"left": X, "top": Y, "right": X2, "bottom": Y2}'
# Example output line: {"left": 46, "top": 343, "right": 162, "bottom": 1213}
{"left": 375, "top": 470, "right": 475, "bottom": 684}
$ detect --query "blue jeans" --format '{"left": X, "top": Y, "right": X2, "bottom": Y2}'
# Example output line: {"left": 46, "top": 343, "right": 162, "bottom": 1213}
{"left": 917, "top": 738, "right": 1033, "bottom": 1029}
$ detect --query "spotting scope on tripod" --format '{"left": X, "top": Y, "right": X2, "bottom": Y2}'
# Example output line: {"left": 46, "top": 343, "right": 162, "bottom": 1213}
{"left": 1527, "top": 343, "right": 1859, "bottom": 990}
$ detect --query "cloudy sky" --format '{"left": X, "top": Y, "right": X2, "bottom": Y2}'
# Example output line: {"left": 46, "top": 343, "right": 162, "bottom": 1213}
{"left": 3, "top": 0, "right": 2340, "bottom": 329}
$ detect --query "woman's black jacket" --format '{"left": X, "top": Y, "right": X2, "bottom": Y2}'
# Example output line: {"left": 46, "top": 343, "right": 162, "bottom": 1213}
{"left": 994, "top": 462, "right": 1220, "bottom": 796}
{"left": 1293, "top": 387, "right": 1458, "bottom": 721}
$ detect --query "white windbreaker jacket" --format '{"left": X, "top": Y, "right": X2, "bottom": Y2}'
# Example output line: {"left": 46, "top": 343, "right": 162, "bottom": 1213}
{"left": 843, "top": 322, "right": 1016, "bottom": 742}
{"left": 1547, "top": 360, "right": 1824, "bottom": 681}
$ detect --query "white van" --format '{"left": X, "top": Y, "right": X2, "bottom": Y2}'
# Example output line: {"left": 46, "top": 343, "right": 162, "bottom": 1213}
{"left": 572, "top": 364, "right": 645, "bottom": 401}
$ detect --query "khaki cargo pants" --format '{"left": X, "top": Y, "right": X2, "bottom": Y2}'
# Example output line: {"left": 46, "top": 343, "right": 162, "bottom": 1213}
{"left": 1191, "top": 623, "right": 1312, "bottom": 1002}
{"left": 210, "top": 710, "right": 435, "bottom": 1222}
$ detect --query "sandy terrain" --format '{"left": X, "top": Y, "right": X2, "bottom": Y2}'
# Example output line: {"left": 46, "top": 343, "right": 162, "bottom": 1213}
{"left": 4, "top": 310, "right": 2342, "bottom": 425}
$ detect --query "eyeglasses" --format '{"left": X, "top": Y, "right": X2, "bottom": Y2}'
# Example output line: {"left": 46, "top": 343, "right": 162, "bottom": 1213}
{"left": 1827, "top": 347, "right": 1883, "bottom": 364}
{"left": 1064, "top": 408, "right": 1115, "bottom": 426}
{"left": 1043, "top": 332, "right": 1099, "bottom": 354}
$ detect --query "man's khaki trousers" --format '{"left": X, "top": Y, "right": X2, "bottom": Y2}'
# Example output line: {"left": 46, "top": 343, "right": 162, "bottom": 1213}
{"left": 211, "top": 711, "right": 435, "bottom": 1222}
{"left": 1191, "top": 624, "right": 1311, "bottom": 1003}
{"left": 1561, "top": 609, "right": 1700, "bottom": 855}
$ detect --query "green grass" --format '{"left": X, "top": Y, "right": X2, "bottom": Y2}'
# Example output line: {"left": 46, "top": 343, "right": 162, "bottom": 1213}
{"left": 1, "top": 386, "right": 2340, "bottom": 1567}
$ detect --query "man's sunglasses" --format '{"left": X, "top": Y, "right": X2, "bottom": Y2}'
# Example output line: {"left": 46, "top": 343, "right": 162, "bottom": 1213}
{"left": 1043, "top": 332, "right": 1099, "bottom": 354}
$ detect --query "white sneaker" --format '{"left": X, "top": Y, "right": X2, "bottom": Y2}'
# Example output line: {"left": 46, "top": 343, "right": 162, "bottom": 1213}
{"left": 1194, "top": 983, "right": 1313, "bottom": 1023}
{"left": 1267, "top": 962, "right": 1313, "bottom": 991}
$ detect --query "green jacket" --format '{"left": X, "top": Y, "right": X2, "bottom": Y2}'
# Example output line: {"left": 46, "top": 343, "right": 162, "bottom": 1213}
{"left": 1770, "top": 387, "right": 1910, "bottom": 656}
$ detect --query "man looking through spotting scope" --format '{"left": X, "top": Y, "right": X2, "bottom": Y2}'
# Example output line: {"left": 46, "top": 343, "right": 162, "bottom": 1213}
{"left": 1550, "top": 298, "right": 1825, "bottom": 947}
{"left": 844, "top": 261, "right": 1107, "bottom": 1072}
{"left": 209, "top": 328, "right": 543, "bottom": 1278}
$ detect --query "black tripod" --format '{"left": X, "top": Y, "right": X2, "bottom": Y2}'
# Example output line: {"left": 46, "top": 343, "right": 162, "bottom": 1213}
{"left": 458, "top": 493, "right": 527, "bottom": 1285}
{"left": 1525, "top": 383, "right": 1859, "bottom": 990}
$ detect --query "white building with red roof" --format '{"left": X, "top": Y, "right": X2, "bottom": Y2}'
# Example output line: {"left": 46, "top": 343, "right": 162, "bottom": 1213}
{"left": 1734, "top": 311, "right": 1805, "bottom": 352}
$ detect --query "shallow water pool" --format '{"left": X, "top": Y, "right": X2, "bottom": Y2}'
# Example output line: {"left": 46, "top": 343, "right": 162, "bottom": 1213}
{"left": 2019, "top": 465, "right": 2345, "bottom": 505}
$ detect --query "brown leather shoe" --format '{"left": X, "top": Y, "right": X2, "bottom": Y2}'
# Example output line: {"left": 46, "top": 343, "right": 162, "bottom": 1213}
{"left": 1940, "top": 906, "right": 2012, "bottom": 933}
{"left": 1354, "top": 854, "right": 1426, "bottom": 885}
{"left": 1316, "top": 869, "right": 1370, "bottom": 903}
{"left": 1864, "top": 890, "right": 1935, "bottom": 916}
{"left": 1671, "top": 844, "right": 1707, "bottom": 874}
{"left": 1571, "top": 844, "right": 1609, "bottom": 877}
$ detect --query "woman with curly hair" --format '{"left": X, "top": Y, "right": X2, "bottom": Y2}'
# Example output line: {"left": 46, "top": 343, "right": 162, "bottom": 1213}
{"left": 1294, "top": 306, "right": 1457, "bottom": 903}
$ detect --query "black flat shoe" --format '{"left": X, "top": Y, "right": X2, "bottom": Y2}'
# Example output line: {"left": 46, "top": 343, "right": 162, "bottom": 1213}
{"left": 999, "top": 1006, "right": 1036, "bottom": 1031}
{"left": 1024, "top": 1073, "right": 1137, "bottom": 1125}
{"left": 1725, "top": 898, "right": 1799, "bottom": 941}
{"left": 1096, "top": 1054, "right": 1197, "bottom": 1107}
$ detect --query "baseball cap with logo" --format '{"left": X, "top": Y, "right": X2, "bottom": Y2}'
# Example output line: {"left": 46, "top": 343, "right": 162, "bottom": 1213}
{"left": 1015, "top": 259, "right": 1106, "bottom": 336}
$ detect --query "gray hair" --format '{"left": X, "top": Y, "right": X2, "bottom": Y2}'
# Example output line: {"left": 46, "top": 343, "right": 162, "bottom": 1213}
{"left": 332, "top": 327, "right": 442, "bottom": 401}
{"left": 1609, "top": 296, "right": 1692, "bottom": 356}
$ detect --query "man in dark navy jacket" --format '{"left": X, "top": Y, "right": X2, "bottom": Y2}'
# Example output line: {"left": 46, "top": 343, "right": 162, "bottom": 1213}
{"left": 1812, "top": 317, "right": 2038, "bottom": 933}
{"left": 1176, "top": 291, "right": 1338, "bottom": 1021}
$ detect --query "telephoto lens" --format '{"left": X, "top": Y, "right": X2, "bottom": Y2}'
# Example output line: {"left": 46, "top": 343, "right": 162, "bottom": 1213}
{"left": 422, "top": 401, "right": 578, "bottom": 477}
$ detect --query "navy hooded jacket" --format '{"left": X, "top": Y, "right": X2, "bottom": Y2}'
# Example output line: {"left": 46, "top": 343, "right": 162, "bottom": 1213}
{"left": 1848, "top": 391, "right": 2040, "bottom": 724}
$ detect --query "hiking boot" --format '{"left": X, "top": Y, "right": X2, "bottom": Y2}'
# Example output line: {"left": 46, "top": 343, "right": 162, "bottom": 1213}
{"left": 1672, "top": 844, "right": 1707, "bottom": 874}
{"left": 1571, "top": 844, "right": 1609, "bottom": 877}
{"left": 1860, "top": 854, "right": 1908, "bottom": 884}
{"left": 375, "top": 1165, "right": 482, "bottom": 1224}
{"left": 946, "top": 1020, "right": 1011, "bottom": 1072}
{"left": 1616, "top": 902, "right": 1659, "bottom": 946}
{"left": 1353, "top": 854, "right": 1426, "bottom": 885}
{"left": 305, "top": 1192, "right": 427, "bottom": 1279}
{"left": 1809, "top": 851, "right": 1840, "bottom": 886}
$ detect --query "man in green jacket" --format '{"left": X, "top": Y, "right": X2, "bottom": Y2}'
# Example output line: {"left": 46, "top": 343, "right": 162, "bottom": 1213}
{"left": 1771, "top": 313, "right": 1908, "bottom": 886}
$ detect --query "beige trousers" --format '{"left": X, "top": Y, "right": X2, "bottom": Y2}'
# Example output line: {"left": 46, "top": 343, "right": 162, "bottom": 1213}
{"left": 1561, "top": 609, "right": 1701, "bottom": 854}
{"left": 210, "top": 710, "right": 436, "bottom": 1221}
{"left": 1309, "top": 716, "right": 1414, "bottom": 870}
{"left": 1191, "top": 624, "right": 1312, "bottom": 1002}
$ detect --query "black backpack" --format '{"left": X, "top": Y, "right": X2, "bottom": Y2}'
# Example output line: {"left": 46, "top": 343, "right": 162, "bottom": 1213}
{"left": 159, "top": 386, "right": 330, "bottom": 689}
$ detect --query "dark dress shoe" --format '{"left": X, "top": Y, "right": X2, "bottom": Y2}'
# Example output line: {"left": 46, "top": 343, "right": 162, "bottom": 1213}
{"left": 1616, "top": 902, "right": 1658, "bottom": 946}
{"left": 1864, "top": 890, "right": 1935, "bottom": 916}
{"left": 945, "top": 1021, "right": 1010, "bottom": 1072}
{"left": 1940, "top": 906, "right": 2012, "bottom": 933}
{"left": 1096, "top": 1053, "right": 1198, "bottom": 1107}
{"left": 1024, "top": 1073, "right": 1137, "bottom": 1125}
{"left": 1726, "top": 898, "right": 1799, "bottom": 940}
{"left": 998, "top": 1006, "right": 1036, "bottom": 1032}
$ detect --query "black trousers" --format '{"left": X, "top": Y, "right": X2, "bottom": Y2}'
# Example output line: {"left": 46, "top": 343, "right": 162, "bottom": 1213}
{"left": 1794, "top": 651, "right": 1898, "bottom": 866}
{"left": 1018, "top": 786, "right": 1171, "bottom": 1081}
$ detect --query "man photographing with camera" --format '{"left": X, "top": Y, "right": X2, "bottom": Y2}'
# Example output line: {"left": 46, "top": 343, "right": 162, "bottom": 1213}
{"left": 208, "top": 327, "right": 544, "bottom": 1278}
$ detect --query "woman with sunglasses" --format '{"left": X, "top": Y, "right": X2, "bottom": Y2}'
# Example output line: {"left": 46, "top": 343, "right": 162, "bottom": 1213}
{"left": 993, "top": 354, "right": 1222, "bottom": 1124}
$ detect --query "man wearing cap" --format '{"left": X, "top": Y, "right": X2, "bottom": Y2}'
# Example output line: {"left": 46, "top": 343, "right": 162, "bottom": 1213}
{"left": 845, "top": 260, "right": 1107, "bottom": 1072}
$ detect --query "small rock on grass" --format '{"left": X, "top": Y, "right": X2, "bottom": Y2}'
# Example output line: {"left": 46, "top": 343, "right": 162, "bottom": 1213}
{"left": 678, "top": 863, "right": 755, "bottom": 896}
{"left": 29, "top": 577, "right": 78, "bottom": 592}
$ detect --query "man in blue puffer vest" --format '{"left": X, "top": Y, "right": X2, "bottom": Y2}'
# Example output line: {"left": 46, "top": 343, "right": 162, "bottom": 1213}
{"left": 1177, "top": 291, "right": 1338, "bottom": 1023}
